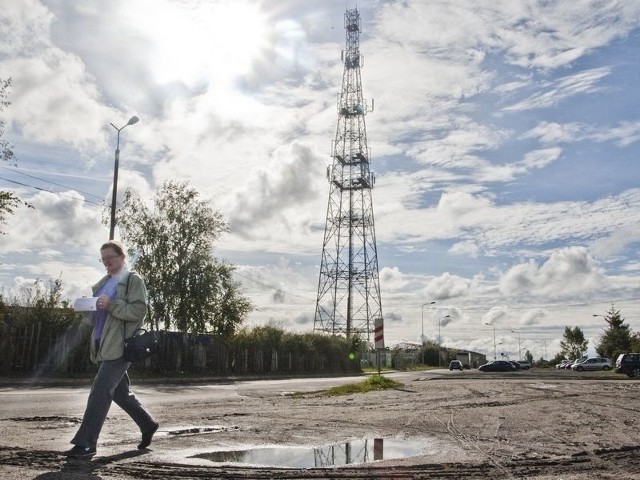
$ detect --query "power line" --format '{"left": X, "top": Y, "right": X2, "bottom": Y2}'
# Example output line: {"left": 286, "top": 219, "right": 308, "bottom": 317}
{"left": 0, "top": 165, "right": 103, "bottom": 201}
{"left": 0, "top": 176, "right": 104, "bottom": 206}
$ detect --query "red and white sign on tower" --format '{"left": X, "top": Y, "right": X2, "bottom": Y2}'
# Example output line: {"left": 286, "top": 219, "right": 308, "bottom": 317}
{"left": 374, "top": 317, "right": 384, "bottom": 349}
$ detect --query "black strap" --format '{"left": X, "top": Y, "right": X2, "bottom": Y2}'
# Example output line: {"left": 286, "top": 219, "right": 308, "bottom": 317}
{"left": 123, "top": 272, "right": 133, "bottom": 341}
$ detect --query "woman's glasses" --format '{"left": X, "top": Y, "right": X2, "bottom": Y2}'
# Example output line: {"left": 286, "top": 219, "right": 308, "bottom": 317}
{"left": 99, "top": 254, "right": 121, "bottom": 263}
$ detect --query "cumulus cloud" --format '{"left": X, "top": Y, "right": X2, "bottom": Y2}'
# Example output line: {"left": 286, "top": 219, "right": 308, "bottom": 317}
{"left": 0, "top": 190, "right": 103, "bottom": 254}
{"left": 482, "top": 306, "right": 508, "bottom": 325}
{"left": 425, "top": 272, "right": 472, "bottom": 300}
{"left": 436, "top": 192, "right": 494, "bottom": 219}
{"left": 499, "top": 246, "right": 605, "bottom": 298}
{"left": 448, "top": 240, "right": 480, "bottom": 257}
{"left": 519, "top": 308, "right": 548, "bottom": 326}
{"left": 0, "top": 0, "right": 115, "bottom": 151}
{"left": 225, "top": 142, "right": 324, "bottom": 236}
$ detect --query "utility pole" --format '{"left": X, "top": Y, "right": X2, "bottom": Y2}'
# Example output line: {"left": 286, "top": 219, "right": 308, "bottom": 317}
{"left": 314, "top": 8, "right": 382, "bottom": 340}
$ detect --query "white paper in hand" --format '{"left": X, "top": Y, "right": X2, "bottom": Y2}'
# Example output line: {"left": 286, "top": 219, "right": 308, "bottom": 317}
{"left": 73, "top": 297, "right": 98, "bottom": 311}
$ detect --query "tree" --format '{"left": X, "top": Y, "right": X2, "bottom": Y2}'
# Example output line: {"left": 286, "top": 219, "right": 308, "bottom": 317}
{"left": 0, "top": 77, "right": 30, "bottom": 232}
{"left": 524, "top": 350, "right": 534, "bottom": 364}
{"left": 0, "top": 78, "right": 14, "bottom": 165}
{"left": 5, "top": 276, "right": 76, "bottom": 327}
{"left": 630, "top": 332, "right": 640, "bottom": 354}
{"left": 595, "top": 305, "right": 632, "bottom": 360}
{"left": 559, "top": 326, "right": 588, "bottom": 360}
{"left": 116, "top": 180, "right": 252, "bottom": 334}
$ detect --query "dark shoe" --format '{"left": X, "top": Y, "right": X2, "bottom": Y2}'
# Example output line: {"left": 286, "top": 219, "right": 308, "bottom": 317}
{"left": 64, "top": 445, "right": 96, "bottom": 459}
{"left": 138, "top": 422, "right": 159, "bottom": 450}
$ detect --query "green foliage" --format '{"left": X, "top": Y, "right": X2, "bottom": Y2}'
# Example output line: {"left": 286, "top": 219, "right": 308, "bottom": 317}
{"left": 3, "top": 276, "right": 78, "bottom": 327}
{"left": 524, "top": 350, "right": 534, "bottom": 364}
{"left": 630, "top": 333, "right": 640, "bottom": 353}
{"left": 549, "top": 351, "right": 567, "bottom": 365}
{"left": 0, "top": 78, "right": 14, "bottom": 165}
{"left": 560, "top": 326, "right": 589, "bottom": 360}
{"left": 0, "top": 77, "right": 31, "bottom": 233}
{"left": 322, "top": 374, "right": 402, "bottom": 396}
{"left": 595, "top": 305, "right": 632, "bottom": 360}
{"left": 116, "top": 180, "right": 252, "bottom": 334}
{"left": 231, "top": 325, "right": 361, "bottom": 372}
{"left": 416, "top": 340, "right": 440, "bottom": 366}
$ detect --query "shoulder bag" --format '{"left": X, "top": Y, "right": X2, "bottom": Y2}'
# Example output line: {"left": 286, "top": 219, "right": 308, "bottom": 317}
{"left": 122, "top": 272, "right": 160, "bottom": 363}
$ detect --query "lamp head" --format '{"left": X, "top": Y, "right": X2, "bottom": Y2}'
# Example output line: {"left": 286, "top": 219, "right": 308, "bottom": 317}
{"left": 127, "top": 115, "right": 140, "bottom": 126}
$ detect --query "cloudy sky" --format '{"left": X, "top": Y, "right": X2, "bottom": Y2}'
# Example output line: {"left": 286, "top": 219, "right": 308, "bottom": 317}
{"left": 1, "top": 0, "right": 640, "bottom": 360}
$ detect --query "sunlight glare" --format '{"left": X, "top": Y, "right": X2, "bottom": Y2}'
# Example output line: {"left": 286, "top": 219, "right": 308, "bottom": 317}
{"left": 127, "top": 0, "right": 270, "bottom": 87}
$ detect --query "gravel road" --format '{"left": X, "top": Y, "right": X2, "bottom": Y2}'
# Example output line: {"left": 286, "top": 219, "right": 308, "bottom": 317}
{"left": 1, "top": 369, "right": 639, "bottom": 479}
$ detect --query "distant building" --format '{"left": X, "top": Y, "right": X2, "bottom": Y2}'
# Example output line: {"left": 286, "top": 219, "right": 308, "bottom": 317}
{"left": 454, "top": 350, "right": 486, "bottom": 368}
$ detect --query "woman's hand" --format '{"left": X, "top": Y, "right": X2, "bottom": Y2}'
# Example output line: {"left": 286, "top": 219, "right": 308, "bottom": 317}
{"left": 97, "top": 294, "right": 111, "bottom": 310}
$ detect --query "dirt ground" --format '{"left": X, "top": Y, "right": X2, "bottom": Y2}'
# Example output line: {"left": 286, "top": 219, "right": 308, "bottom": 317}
{"left": 1, "top": 369, "right": 640, "bottom": 479}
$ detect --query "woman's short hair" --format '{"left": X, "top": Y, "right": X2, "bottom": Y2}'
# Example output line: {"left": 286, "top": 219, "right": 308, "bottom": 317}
{"left": 100, "top": 240, "right": 125, "bottom": 257}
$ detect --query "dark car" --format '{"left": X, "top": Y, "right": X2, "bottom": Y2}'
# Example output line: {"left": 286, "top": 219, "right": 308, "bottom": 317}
{"left": 478, "top": 360, "right": 516, "bottom": 372}
{"left": 615, "top": 353, "right": 640, "bottom": 377}
{"left": 449, "top": 360, "right": 464, "bottom": 370}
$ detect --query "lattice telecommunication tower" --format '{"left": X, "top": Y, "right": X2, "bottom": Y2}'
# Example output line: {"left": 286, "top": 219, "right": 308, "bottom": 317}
{"left": 314, "top": 8, "right": 383, "bottom": 340}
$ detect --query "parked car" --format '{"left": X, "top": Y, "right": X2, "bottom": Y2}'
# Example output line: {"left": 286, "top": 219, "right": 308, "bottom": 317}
{"left": 516, "top": 361, "right": 531, "bottom": 370}
{"left": 478, "top": 360, "right": 516, "bottom": 372}
{"left": 565, "top": 358, "right": 585, "bottom": 370}
{"left": 556, "top": 360, "right": 571, "bottom": 369}
{"left": 509, "top": 361, "right": 520, "bottom": 370}
{"left": 572, "top": 357, "right": 611, "bottom": 371}
{"left": 615, "top": 353, "right": 640, "bottom": 377}
{"left": 449, "top": 360, "right": 464, "bottom": 370}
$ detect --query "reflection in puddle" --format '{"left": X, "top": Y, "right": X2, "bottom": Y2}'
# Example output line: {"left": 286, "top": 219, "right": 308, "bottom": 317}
{"left": 192, "top": 437, "right": 426, "bottom": 468}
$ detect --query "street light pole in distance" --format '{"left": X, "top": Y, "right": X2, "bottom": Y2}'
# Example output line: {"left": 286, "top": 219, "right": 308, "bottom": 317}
{"left": 483, "top": 322, "right": 497, "bottom": 360}
{"left": 109, "top": 115, "right": 139, "bottom": 240}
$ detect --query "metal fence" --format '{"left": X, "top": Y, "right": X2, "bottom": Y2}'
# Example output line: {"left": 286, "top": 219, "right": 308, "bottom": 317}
{"left": 0, "top": 320, "right": 360, "bottom": 377}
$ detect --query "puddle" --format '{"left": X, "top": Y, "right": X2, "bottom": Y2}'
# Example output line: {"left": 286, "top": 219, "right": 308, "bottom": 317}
{"left": 168, "top": 425, "right": 237, "bottom": 435}
{"left": 191, "top": 437, "right": 427, "bottom": 468}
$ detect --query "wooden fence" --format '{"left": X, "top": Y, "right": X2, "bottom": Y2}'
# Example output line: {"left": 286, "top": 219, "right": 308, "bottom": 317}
{"left": 0, "top": 320, "right": 361, "bottom": 377}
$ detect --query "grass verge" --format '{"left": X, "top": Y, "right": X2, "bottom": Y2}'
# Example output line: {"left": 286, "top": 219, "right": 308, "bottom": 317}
{"left": 321, "top": 374, "right": 403, "bottom": 397}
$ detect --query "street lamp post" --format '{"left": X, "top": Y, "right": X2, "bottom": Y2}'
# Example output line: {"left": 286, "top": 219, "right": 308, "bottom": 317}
{"left": 109, "top": 115, "right": 140, "bottom": 240}
{"left": 511, "top": 330, "right": 521, "bottom": 360}
{"left": 483, "top": 322, "right": 497, "bottom": 360}
{"left": 438, "top": 314, "right": 450, "bottom": 367}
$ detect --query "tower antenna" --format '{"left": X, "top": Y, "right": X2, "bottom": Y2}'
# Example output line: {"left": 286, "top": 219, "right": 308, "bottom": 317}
{"left": 314, "top": 8, "right": 383, "bottom": 341}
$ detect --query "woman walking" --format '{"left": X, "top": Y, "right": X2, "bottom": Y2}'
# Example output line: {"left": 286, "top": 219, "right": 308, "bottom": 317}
{"left": 65, "top": 240, "right": 158, "bottom": 459}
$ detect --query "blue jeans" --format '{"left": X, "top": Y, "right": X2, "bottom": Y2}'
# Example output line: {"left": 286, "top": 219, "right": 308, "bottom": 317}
{"left": 71, "top": 357, "right": 156, "bottom": 448}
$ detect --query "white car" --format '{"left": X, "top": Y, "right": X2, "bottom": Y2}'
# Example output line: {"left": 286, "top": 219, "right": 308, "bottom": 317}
{"left": 571, "top": 357, "right": 611, "bottom": 371}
